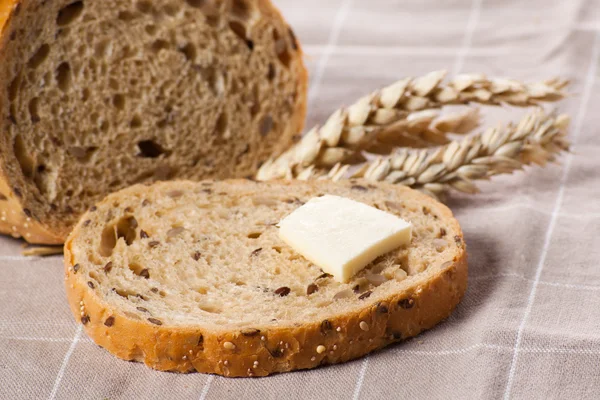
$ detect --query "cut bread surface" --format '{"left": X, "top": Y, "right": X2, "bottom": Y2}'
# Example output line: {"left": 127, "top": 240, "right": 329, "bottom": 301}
{"left": 65, "top": 179, "right": 467, "bottom": 376}
{"left": 0, "top": 0, "right": 307, "bottom": 243}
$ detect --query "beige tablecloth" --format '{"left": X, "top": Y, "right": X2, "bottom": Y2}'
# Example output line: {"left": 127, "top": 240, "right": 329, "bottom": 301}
{"left": 2, "top": 0, "right": 600, "bottom": 399}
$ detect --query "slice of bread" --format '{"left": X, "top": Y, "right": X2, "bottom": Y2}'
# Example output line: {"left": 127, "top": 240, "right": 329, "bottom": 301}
{"left": 0, "top": 0, "right": 307, "bottom": 244}
{"left": 64, "top": 179, "right": 467, "bottom": 377}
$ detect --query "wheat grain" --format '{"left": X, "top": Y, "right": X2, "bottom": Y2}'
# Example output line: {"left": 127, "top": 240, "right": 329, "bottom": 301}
{"left": 256, "top": 71, "right": 568, "bottom": 181}
{"left": 264, "top": 110, "right": 570, "bottom": 200}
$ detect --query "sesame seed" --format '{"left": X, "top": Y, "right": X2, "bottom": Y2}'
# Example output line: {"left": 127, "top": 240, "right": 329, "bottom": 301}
{"left": 189, "top": 350, "right": 193, "bottom": 354}
{"left": 311, "top": 356, "right": 316, "bottom": 361}
{"left": 316, "top": 345, "right": 326, "bottom": 354}
{"left": 182, "top": 355, "right": 187, "bottom": 360}
{"left": 369, "top": 339, "right": 373, "bottom": 343}
{"left": 349, "top": 340, "right": 353, "bottom": 344}
{"left": 23, "top": 223, "right": 28, "bottom": 228}
{"left": 79, "top": 301, "right": 84, "bottom": 306}
{"left": 279, "top": 341, "right": 283, "bottom": 345}
{"left": 359, "top": 321, "right": 369, "bottom": 331}
{"left": 336, "top": 327, "right": 341, "bottom": 332}
{"left": 261, "top": 336, "right": 266, "bottom": 341}
{"left": 80, "top": 311, "right": 85, "bottom": 316}
{"left": 285, "top": 343, "right": 289, "bottom": 349}
{"left": 253, "top": 361, "right": 259, "bottom": 366}
{"left": 330, "top": 351, "right": 334, "bottom": 355}
{"left": 224, "top": 360, "right": 229, "bottom": 366}
{"left": 252, "top": 364, "right": 257, "bottom": 369}
{"left": 333, "top": 345, "right": 337, "bottom": 350}
{"left": 25, "top": 233, "right": 31, "bottom": 238}
{"left": 25, "top": 217, "right": 31, "bottom": 222}
{"left": 223, "top": 341, "right": 236, "bottom": 350}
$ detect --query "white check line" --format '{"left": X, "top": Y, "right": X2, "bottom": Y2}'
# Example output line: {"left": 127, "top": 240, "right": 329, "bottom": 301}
{"left": 395, "top": 342, "right": 511, "bottom": 356}
{"left": 0, "top": 335, "right": 92, "bottom": 343}
{"left": 47, "top": 325, "right": 83, "bottom": 400}
{"left": 307, "top": 0, "right": 354, "bottom": 103}
{"left": 503, "top": 31, "right": 600, "bottom": 400}
{"left": 469, "top": 272, "right": 600, "bottom": 291}
{"left": 198, "top": 375, "right": 215, "bottom": 400}
{"left": 352, "top": 357, "right": 369, "bottom": 400}
{"left": 457, "top": 203, "right": 600, "bottom": 219}
{"left": 453, "top": 0, "right": 483, "bottom": 75}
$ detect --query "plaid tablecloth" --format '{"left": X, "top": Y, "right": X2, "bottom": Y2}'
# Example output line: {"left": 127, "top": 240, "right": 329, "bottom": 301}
{"left": 2, "top": 0, "right": 600, "bottom": 399}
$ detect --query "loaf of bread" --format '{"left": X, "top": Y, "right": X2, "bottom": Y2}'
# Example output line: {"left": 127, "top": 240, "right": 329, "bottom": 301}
{"left": 64, "top": 179, "right": 467, "bottom": 377}
{"left": 0, "top": 0, "right": 307, "bottom": 244}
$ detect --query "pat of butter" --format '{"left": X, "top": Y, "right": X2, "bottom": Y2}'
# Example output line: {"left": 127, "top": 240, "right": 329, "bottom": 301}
{"left": 278, "top": 194, "right": 412, "bottom": 283}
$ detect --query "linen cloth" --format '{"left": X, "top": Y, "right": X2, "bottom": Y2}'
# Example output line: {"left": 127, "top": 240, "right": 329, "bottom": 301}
{"left": 2, "top": 0, "right": 600, "bottom": 398}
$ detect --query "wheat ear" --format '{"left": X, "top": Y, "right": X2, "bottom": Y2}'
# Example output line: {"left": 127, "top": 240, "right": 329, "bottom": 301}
{"left": 285, "top": 110, "right": 570, "bottom": 200}
{"left": 256, "top": 71, "right": 568, "bottom": 181}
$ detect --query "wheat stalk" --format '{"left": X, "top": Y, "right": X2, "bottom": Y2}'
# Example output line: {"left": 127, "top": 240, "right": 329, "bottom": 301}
{"left": 256, "top": 70, "right": 568, "bottom": 181}
{"left": 281, "top": 110, "right": 570, "bottom": 200}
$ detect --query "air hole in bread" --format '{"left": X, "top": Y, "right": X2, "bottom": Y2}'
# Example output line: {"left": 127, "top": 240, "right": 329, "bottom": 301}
{"left": 145, "top": 24, "right": 157, "bottom": 35}
{"left": 199, "top": 304, "right": 222, "bottom": 314}
{"left": 112, "top": 287, "right": 140, "bottom": 299}
{"left": 129, "top": 262, "right": 149, "bottom": 278}
{"left": 247, "top": 232, "right": 261, "bottom": 239}
{"left": 185, "top": 0, "right": 206, "bottom": 8}
{"left": 117, "top": 10, "right": 136, "bottom": 21}
{"left": 259, "top": 115, "right": 273, "bottom": 136}
{"left": 28, "top": 98, "right": 40, "bottom": 123}
{"left": 180, "top": 43, "right": 196, "bottom": 62}
{"left": 57, "top": 1, "right": 84, "bottom": 26}
{"left": 228, "top": 20, "right": 247, "bottom": 43}
{"left": 109, "top": 78, "right": 119, "bottom": 90}
{"left": 89, "top": 270, "right": 99, "bottom": 282}
{"left": 276, "top": 44, "right": 291, "bottom": 68}
{"left": 116, "top": 216, "right": 138, "bottom": 245}
{"left": 13, "top": 134, "right": 35, "bottom": 178}
{"left": 56, "top": 62, "right": 72, "bottom": 91}
{"left": 136, "top": 1, "right": 153, "bottom": 13}
{"left": 137, "top": 140, "right": 167, "bottom": 158}
{"left": 151, "top": 39, "right": 169, "bottom": 52}
{"left": 267, "top": 63, "right": 276, "bottom": 81}
{"left": 273, "top": 29, "right": 292, "bottom": 68}
{"left": 112, "top": 94, "right": 125, "bottom": 110}
{"left": 8, "top": 72, "right": 22, "bottom": 101}
{"left": 248, "top": 85, "right": 260, "bottom": 117}
{"left": 167, "top": 226, "right": 185, "bottom": 238}
{"left": 164, "top": 3, "right": 181, "bottom": 16}
{"left": 231, "top": 0, "right": 252, "bottom": 19}
{"left": 100, "top": 225, "right": 117, "bottom": 257}
{"left": 195, "top": 66, "right": 224, "bottom": 95}
{"left": 130, "top": 115, "right": 142, "bottom": 128}
{"left": 67, "top": 146, "right": 97, "bottom": 162}
{"left": 28, "top": 44, "right": 50, "bottom": 69}
{"left": 214, "top": 112, "right": 228, "bottom": 137}
{"left": 94, "top": 39, "right": 112, "bottom": 58}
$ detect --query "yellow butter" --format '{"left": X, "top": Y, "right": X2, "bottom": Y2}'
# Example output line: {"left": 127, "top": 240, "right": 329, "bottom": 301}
{"left": 278, "top": 195, "right": 412, "bottom": 282}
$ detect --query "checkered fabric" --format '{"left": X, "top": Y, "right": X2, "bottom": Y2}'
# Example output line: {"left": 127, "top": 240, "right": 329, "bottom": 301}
{"left": 2, "top": 0, "right": 600, "bottom": 399}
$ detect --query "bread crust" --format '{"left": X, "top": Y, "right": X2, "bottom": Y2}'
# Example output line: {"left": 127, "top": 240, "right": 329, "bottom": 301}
{"left": 64, "top": 180, "right": 467, "bottom": 377}
{"left": 0, "top": 0, "right": 308, "bottom": 245}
